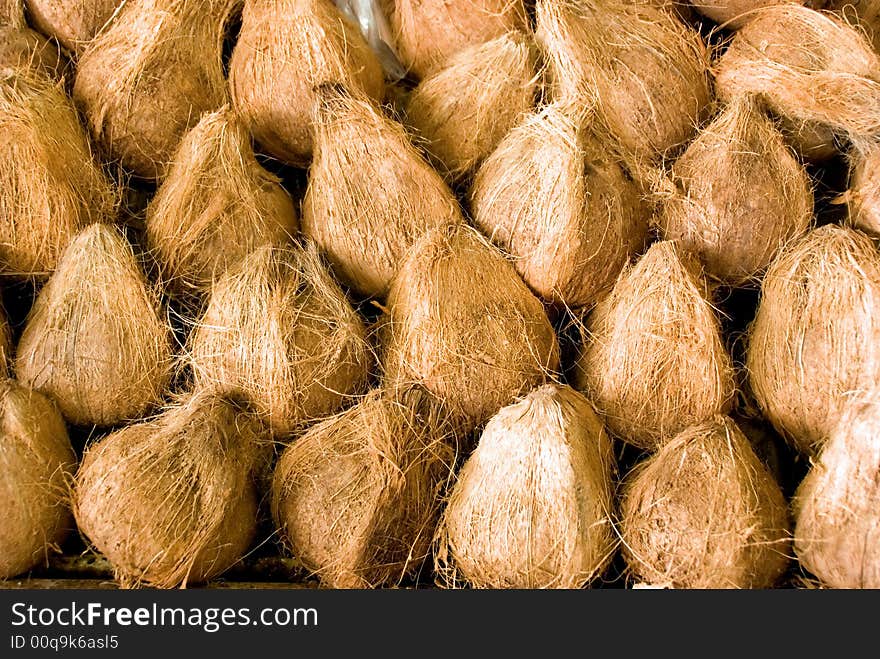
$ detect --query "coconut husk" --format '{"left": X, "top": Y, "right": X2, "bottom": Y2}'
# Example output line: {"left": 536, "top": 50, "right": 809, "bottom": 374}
{"left": 827, "top": 0, "right": 880, "bottom": 52}
{"left": 73, "top": 0, "right": 234, "bottom": 179}
{"left": 435, "top": 384, "right": 616, "bottom": 589}
{"left": 846, "top": 140, "right": 880, "bottom": 235}
{"left": 621, "top": 416, "right": 791, "bottom": 589}
{"left": 715, "top": 5, "right": 880, "bottom": 144}
{"left": 746, "top": 224, "right": 880, "bottom": 454}
{"left": 15, "top": 223, "right": 173, "bottom": 427}
{"left": 573, "top": 240, "right": 735, "bottom": 450}
{"left": 794, "top": 389, "right": 880, "bottom": 588}
{"left": 189, "top": 244, "right": 372, "bottom": 438}
{"left": 389, "top": 0, "right": 528, "bottom": 80}
{"left": 776, "top": 115, "right": 840, "bottom": 161}
{"left": 688, "top": 0, "right": 807, "bottom": 27}
{"left": 380, "top": 224, "right": 560, "bottom": 436}
{"left": 471, "top": 104, "right": 649, "bottom": 309}
{"left": 0, "top": 0, "right": 67, "bottom": 79}
{"left": 146, "top": 105, "right": 299, "bottom": 301}
{"left": 0, "top": 379, "right": 75, "bottom": 579}
{"left": 272, "top": 386, "right": 454, "bottom": 588}
{"left": 229, "top": 0, "right": 385, "bottom": 167}
{"left": 25, "top": 0, "right": 122, "bottom": 54}
{"left": 74, "top": 390, "right": 267, "bottom": 588}
{"left": 301, "top": 84, "right": 463, "bottom": 298}
{"left": 535, "top": 0, "right": 711, "bottom": 167}
{"left": 405, "top": 31, "right": 537, "bottom": 180}
{"left": 656, "top": 95, "right": 814, "bottom": 286}
{"left": 0, "top": 69, "right": 117, "bottom": 277}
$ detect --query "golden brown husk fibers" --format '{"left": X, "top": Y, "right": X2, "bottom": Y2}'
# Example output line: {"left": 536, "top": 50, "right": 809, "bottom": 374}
{"left": 715, "top": 5, "right": 880, "bottom": 143}
{"left": 189, "top": 244, "right": 372, "bottom": 438}
{"left": 272, "top": 386, "right": 454, "bottom": 588}
{"left": 405, "top": 32, "right": 537, "bottom": 180}
{"left": 656, "top": 95, "right": 814, "bottom": 286}
{"left": 74, "top": 391, "right": 266, "bottom": 588}
{"left": 535, "top": 0, "right": 711, "bottom": 165}
{"left": 389, "top": 0, "right": 528, "bottom": 79}
{"left": 846, "top": 139, "right": 880, "bottom": 236}
{"left": 146, "top": 105, "right": 299, "bottom": 300}
{"left": 301, "top": 84, "right": 463, "bottom": 298}
{"left": 794, "top": 390, "right": 880, "bottom": 588}
{"left": 0, "top": 0, "right": 66, "bottom": 79}
{"left": 471, "top": 103, "right": 649, "bottom": 309}
{"left": 0, "top": 69, "right": 116, "bottom": 277}
{"left": 574, "top": 240, "right": 735, "bottom": 450}
{"left": 0, "top": 379, "right": 75, "bottom": 578}
{"left": 229, "top": 0, "right": 385, "bottom": 166}
{"left": 747, "top": 224, "right": 880, "bottom": 454}
{"left": 688, "top": 0, "right": 807, "bottom": 27}
{"left": 15, "top": 224, "right": 173, "bottom": 427}
{"left": 381, "top": 224, "right": 560, "bottom": 436}
{"left": 25, "top": 0, "right": 122, "bottom": 54}
{"left": 73, "top": 0, "right": 234, "bottom": 179}
{"left": 621, "top": 416, "right": 791, "bottom": 589}
{"left": 827, "top": 0, "right": 880, "bottom": 52}
{"left": 436, "top": 384, "right": 616, "bottom": 589}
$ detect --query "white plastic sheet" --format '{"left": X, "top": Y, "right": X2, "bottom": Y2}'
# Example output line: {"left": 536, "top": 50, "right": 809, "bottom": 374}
{"left": 333, "top": 0, "right": 407, "bottom": 80}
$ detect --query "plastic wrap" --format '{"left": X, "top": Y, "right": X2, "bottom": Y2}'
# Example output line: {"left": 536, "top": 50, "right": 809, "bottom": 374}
{"left": 334, "top": 0, "right": 407, "bottom": 80}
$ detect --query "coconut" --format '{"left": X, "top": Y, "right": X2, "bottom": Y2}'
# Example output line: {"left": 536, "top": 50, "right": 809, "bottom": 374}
{"left": 746, "top": 224, "right": 880, "bottom": 454}
{"left": 715, "top": 5, "right": 880, "bottom": 144}
{"left": 146, "top": 105, "right": 299, "bottom": 300}
{"left": 25, "top": 0, "right": 122, "bottom": 54}
{"left": 0, "top": 0, "right": 66, "bottom": 78}
{"left": 380, "top": 224, "right": 560, "bottom": 436}
{"left": 405, "top": 32, "right": 537, "bottom": 180}
{"left": 471, "top": 104, "right": 649, "bottom": 309}
{"left": 435, "top": 384, "right": 615, "bottom": 589}
{"left": 776, "top": 115, "right": 839, "bottom": 162}
{"left": 73, "top": 0, "right": 234, "bottom": 179}
{"left": 15, "top": 224, "right": 173, "bottom": 427}
{"left": 688, "top": 0, "right": 807, "bottom": 27}
{"left": 301, "top": 84, "right": 463, "bottom": 298}
{"left": 272, "top": 386, "right": 453, "bottom": 588}
{"left": 846, "top": 140, "right": 880, "bottom": 236}
{"left": 0, "top": 379, "right": 75, "bottom": 579}
{"left": 794, "top": 390, "right": 880, "bottom": 588}
{"left": 621, "top": 416, "right": 790, "bottom": 589}
{"left": 189, "top": 244, "right": 371, "bottom": 437}
{"left": 573, "top": 240, "right": 735, "bottom": 450}
{"left": 75, "top": 390, "right": 266, "bottom": 588}
{"left": 0, "top": 70, "right": 116, "bottom": 277}
{"left": 229, "top": 0, "right": 385, "bottom": 167}
{"left": 389, "top": 0, "right": 528, "bottom": 80}
{"left": 535, "top": 0, "right": 711, "bottom": 166}
{"left": 657, "top": 95, "right": 814, "bottom": 286}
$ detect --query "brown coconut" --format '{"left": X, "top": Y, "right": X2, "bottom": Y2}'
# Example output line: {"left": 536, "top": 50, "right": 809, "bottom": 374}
{"left": 146, "top": 105, "right": 299, "bottom": 300}
{"left": 657, "top": 95, "right": 814, "bottom": 286}
{"left": 15, "top": 224, "right": 173, "bottom": 427}
{"left": 747, "top": 224, "right": 880, "bottom": 454}
{"left": 573, "top": 240, "right": 736, "bottom": 450}
{"left": 272, "top": 386, "right": 453, "bottom": 588}
{"left": 25, "top": 0, "right": 122, "bottom": 54}
{"left": 301, "top": 84, "right": 463, "bottom": 298}
{"left": 405, "top": 32, "right": 537, "bottom": 180}
{"left": 0, "top": 0, "right": 66, "bottom": 79}
{"left": 688, "top": 0, "right": 807, "bottom": 27}
{"left": 471, "top": 104, "right": 649, "bottom": 309}
{"left": 389, "top": 0, "right": 528, "bottom": 80}
{"left": 0, "top": 70, "right": 116, "bottom": 277}
{"left": 229, "top": 0, "right": 385, "bottom": 167}
{"left": 73, "top": 0, "right": 234, "bottom": 179}
{"left": 381, "top": 224, "right": 560, "bottom": 436}
{"left": 0, "top": 379, "right": 75, "bottom": 578}
{"left": 621, "top": 416, "right": 791, "bottom": 589}
{"left": 715, "top": 5, "right": 880, "bottom": 144}
{"left": 846, "top": 140, "right": 880, "bottom": 236}
{"left": 776, "top": 115, "right": 839, "bottom": 162}
{"left": 189, "top": 244, "right": 371, "bottom": 437}
{"left": 794, "top": 390, "right": 880, "bottom": 588}
{"left": 535, "top": 0, "right": 711, "bottom": 165}
{"left": 75, "top": 390, "right": 266, "bottom": 588}
{"left": 436, "top": 384, "right": 616, "bottom": 589}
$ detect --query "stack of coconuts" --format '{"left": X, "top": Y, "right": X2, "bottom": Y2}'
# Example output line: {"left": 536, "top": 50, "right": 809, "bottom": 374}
{"left": 1, "top": 0, "right": 878, "bottom": 590}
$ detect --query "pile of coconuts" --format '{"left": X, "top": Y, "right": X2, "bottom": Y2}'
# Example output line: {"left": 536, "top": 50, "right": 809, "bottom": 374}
{"left": 1, "top": 0, "right": 879, "bottom": 591}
